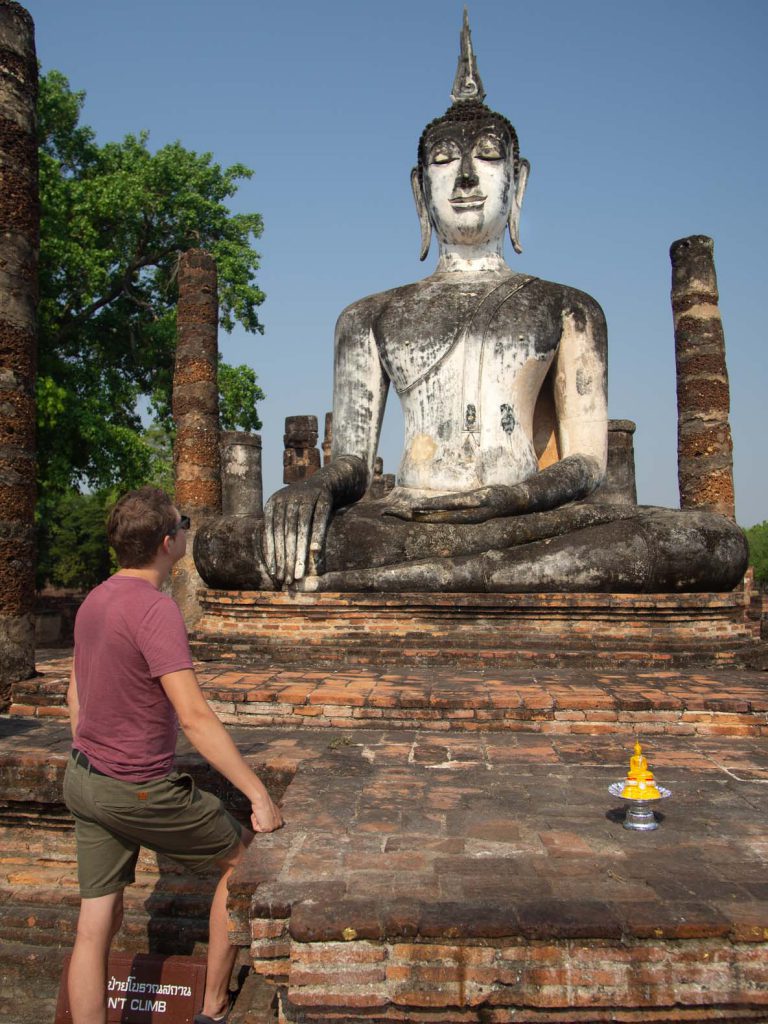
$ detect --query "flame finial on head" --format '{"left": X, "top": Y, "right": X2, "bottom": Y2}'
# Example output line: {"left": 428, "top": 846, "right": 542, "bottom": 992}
{"left": 450, "top": 8, "right": 486, "bottom": 104}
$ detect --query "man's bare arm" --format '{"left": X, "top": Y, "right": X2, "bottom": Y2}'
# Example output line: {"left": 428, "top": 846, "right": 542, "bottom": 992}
{"left": 67, "top": 666, "right": 79, "bottom": 738}
{"left": 160, "top": 669, "right": 282, "bottom": 833}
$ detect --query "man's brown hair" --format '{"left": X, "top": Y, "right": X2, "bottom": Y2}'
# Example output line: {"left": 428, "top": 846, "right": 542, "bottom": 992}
{"left": 107, "top": 487, "right": 178, "bottom": 568}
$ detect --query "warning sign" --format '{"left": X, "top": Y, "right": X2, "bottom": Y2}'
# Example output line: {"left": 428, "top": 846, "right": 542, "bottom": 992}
{"left": 55, "top": 953, "right": 207, "bottom": 1023}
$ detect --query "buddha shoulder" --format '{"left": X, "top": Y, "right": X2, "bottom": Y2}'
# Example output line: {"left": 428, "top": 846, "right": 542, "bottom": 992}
{"left": 333, "top": 277, "right": 607, "bottom": 347}
{"left": 334, "top": 279, "right": 445, "bottom": 341}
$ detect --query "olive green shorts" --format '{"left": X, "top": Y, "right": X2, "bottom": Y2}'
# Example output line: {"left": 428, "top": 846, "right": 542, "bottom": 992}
{"left": 63, "top": 751, "right": 243, "bottom": 899}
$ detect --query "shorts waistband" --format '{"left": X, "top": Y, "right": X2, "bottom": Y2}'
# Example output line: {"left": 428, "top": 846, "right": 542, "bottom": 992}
{"left": 71, "top": 748, "right": 109, "bottom": 777}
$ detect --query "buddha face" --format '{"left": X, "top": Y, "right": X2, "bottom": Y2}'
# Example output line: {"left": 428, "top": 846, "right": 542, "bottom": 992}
{"left": 421, "top": 119, "right": 514, "bottom": 248}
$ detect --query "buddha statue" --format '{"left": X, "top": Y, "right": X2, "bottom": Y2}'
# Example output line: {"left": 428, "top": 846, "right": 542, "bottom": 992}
{"left": 620, "top": 741, "right": 661, "bottom": 801}
{"left": 194, "top": 13, "right": 747, "bottom": 594}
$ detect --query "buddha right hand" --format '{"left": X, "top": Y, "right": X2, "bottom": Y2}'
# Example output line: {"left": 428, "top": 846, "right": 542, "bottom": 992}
{"left": 262, "top": 455, "right": 369, "bottom": 586}
{"left": 263, "top": 479, "right": 335, "bottom": 586}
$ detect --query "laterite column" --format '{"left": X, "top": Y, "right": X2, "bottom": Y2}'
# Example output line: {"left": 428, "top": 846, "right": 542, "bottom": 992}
{"left": 172, "top": 249, "right": 221, "bottom": 624}
{"left": 0, "top": 1, "right": 38, "bottom": 702}
{"left": 671, "top": 235, "right": 736, "bottom": 520}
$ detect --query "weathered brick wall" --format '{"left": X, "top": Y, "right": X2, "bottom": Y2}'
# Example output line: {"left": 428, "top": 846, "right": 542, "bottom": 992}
{"left": 247, "top": 936, "right": 768, "bottom": 1023}
{"left": 192, "top": 590, "right": 756, "bottom": 672}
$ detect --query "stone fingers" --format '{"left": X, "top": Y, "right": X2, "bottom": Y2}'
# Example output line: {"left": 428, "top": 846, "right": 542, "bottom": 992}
{"left": 262, "top": 498, "right": 278, "bottom": 579}
{"left": 306, "top": 490, "right": 334, "bottom": 579}
{"left": 283, "top": 499, "right": 301, "bottom": 585}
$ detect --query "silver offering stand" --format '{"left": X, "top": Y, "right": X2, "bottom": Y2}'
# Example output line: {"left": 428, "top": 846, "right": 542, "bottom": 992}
{"left": 609, "top": 782, "right": 671, "bottom": 831}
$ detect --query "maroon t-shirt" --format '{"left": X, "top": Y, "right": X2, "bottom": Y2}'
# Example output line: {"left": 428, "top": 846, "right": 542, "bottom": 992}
{"left": 73, "top": 574, "right": 194, "bottom": 781}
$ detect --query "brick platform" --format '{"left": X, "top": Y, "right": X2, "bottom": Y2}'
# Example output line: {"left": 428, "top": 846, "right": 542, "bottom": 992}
{"left": 13, "top": 651, "right": 768, "bottom": 738}
{"left": 191, "top": 590, "right": 758, "bottom": 670}
{"left": 3, "top": 706, "right": 768, "bottom": 1023}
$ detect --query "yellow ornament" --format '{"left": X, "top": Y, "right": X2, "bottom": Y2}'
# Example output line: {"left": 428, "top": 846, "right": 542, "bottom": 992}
{"left": 621, "top": 740, "right": 661, "bottom": 800}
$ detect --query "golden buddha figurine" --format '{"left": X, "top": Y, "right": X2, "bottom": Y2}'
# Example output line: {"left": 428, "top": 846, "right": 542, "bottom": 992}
{"left": 621, "top": 740, "right": 661, "bottom": 801}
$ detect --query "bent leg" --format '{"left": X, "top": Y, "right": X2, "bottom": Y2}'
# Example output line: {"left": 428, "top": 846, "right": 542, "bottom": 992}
{"left": 298, "top": 509, "right": 748, "bottom": 593}
{"left": 68, "top": 890, "right": 124, "bottom": 1024}
{"left": 201, "top": 831, "right": 254, "bottom": 1020}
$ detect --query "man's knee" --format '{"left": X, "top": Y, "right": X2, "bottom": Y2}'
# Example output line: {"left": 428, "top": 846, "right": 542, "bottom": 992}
{"left": 76, "top": 890, "right": 124, "bottom": 944}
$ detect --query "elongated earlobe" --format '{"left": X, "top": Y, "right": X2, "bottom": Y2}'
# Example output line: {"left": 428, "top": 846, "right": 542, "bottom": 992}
{"left": 508, "top": 158, "right": 530, "bottom": 255}
{"left": 411, "top": 167, "right": 432, "bottom": 261}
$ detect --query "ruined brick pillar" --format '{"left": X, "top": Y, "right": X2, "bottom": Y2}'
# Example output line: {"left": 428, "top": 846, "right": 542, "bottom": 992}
{"left": 221, "top": 430, "right": 263, "bottom": 516}
{"left": 172, "top": 249, "right": 221, "bottom": 624}
{"left": 366, "top": 456, "right": 396, "bottom": 500}
{"left": 322, "top": 411, "right": 333, "bottom": 465}
{"left": 671, "top": 236, "right": 735, "bottom": 520}
{"left": 0, "top": 1, "right": 38, "bottom": 703}
{"left": 283, "top": 415, "right": 320, "bottom": 483}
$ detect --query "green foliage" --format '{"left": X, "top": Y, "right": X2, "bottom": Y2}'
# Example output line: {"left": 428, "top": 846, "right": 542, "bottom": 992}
{"left": 745, "top": 521, "right": 768, "bottom": 586}
{"left": 218, "top": 362, "right": 265, "bottom": 432}
{"left": 37, "top": 489, "right": 117, "bottom": 591}
{"left": 37, "top": 69, "right": 266, "bottom": 505}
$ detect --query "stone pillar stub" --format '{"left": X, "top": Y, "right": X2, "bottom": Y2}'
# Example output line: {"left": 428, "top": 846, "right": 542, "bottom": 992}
{"left": 221, "top": 430, "right": 263, "bottom": 516}
{"left": 364, "top": 455, "right": 396, "bottom": 501}
{"left": 587, "top": 419, "right": 638, "bottom": 506}
{"left": 322, "top": 411, "right": 333, "bottom": 465}
{"left": 0, "top": 0, "right": 38, "bottom": 702}
{"left": 172, "top": 248, "right": 221, "bottom": 625}
{"left": 283, "top": 415, "right": 321, "bottom": 483}
{"left": 670, "top": 235, "right": 736, "bottom": 520}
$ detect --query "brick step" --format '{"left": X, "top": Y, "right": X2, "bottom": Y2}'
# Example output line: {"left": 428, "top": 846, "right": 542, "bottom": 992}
{"left": 11, "top": 677, "right": 68, "bottom": 705}
{"left": 229, "top": 972, "right": 278, "bottom": 1024}
{"left": 190, "top": 635, "right": 753, "bottom": 671}
{"left": 0, "top": 940, "right": 66, "bottom": 1024}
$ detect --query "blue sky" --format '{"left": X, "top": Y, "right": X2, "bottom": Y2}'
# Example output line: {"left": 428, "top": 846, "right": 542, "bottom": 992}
{"left": 26, "top": 0, "right": 767, "bottom": 526}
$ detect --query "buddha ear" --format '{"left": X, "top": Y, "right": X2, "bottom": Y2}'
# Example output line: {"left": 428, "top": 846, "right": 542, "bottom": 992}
{"left": 508, "top": 158, "right": 530, "bottom": 255}
{"left": 411, "top": 166, "right": 432, "bottom": 261}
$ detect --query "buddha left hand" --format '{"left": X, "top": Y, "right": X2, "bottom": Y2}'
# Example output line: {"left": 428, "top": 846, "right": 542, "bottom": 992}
{"left": 390, "top": 483, "right": 531, "bottom": 524}
{"left": 386, "top": 454, "right": 603, "bottom": 524}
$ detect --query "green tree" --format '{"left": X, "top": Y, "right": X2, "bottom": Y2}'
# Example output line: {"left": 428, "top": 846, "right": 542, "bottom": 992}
{"left": 218, "top": 361, "right": 265, "bottom": 432}
{"left": 37, "top": 69, "right": 266, "bottom": 504}
{"left": 745, "top": 521, "right": 768, "bottom": 586}
{"left": 37, "top": 489, "right": 116, "bottom": 591}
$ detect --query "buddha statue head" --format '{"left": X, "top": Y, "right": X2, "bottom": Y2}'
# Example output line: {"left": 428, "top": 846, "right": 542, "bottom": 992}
{"left": 412, "top": 10, "right": 530, "bottom": 261}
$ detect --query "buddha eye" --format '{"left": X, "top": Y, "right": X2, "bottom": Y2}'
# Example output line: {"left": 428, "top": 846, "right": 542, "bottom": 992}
{"left": 474, "top": 134, "right": 505, "bottom": 160}
{"left": 428, "top": 142, "right": 460, "bottom": 165}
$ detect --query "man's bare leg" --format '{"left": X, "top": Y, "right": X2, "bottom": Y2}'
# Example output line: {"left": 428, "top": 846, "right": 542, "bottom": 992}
{"left": 200, "top": 833, "right": 253, "bottom": 1020}
{"left": 68, "top": 890, "right": 124, "bottom": 1024}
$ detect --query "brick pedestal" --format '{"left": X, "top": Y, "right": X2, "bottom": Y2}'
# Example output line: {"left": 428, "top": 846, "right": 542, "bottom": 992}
{"left": 192, "top": 590, "right": 756, "bottom": 670}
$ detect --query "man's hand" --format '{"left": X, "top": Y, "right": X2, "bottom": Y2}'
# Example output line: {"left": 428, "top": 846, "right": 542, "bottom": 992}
{"left": 250, "top": 791, "right": 284, "bottom": 833}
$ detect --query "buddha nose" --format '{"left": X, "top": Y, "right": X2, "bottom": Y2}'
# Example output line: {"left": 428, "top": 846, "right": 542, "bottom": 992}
{"left": 455, "top": 152, "right": 479, "bottom": 190}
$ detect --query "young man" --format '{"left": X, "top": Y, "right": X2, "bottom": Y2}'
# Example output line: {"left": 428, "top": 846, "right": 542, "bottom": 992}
{"left": 63, "top": 487, "right": 283, "bottom": 1024}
